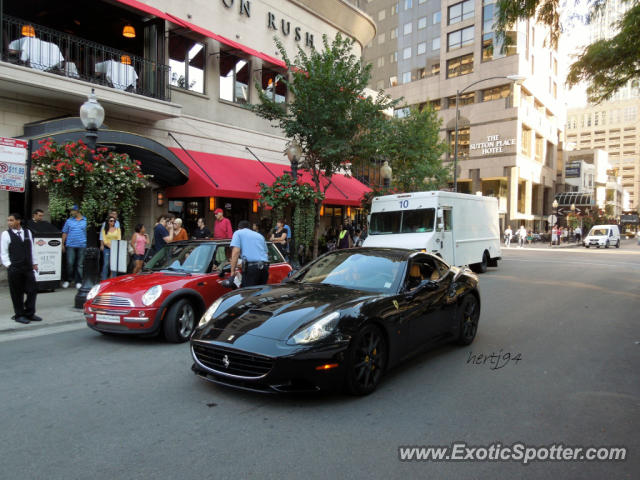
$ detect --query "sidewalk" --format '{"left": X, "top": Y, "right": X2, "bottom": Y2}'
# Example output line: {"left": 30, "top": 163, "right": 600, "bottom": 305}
{"left": 503, "top": 242, "right": 582, "bottom": 249}
{"left": 0, "top": 287, "right": 84, "bottom": 334}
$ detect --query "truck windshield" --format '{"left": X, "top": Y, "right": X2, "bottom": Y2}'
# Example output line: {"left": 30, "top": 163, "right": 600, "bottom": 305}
{"left": 370, "top": 208, "right": 435, "bottom": 234}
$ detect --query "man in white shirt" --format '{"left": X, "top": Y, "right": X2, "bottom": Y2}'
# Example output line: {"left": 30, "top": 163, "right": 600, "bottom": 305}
{"left": 504, "top": 225, "right": 513, "bottom": 247}
{"left": 518, "top": 225, "right": 527, "bottom": 248}
{"left": 1, "top": 213, "right": 40, "bottom": 324}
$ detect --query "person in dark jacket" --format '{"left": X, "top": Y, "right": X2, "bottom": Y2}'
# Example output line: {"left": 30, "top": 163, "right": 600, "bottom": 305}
{"left": 1, "top": 213, "right": 40, "bottom": 324}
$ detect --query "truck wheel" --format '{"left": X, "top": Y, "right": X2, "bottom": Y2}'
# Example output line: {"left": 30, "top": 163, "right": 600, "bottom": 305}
{"left": 616, "top": 240, "right": 620, "bottom": 248}
{"left": 605, "top": 240, "right": 610, "bottom": 249}
{"left": 471, "top": 252, "right": 488, "bottom": 274}
{"left": 488, "top": 257, "right": 498, "bottom": 268}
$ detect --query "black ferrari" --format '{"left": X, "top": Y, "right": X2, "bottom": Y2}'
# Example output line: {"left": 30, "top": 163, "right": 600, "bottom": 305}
{"left": 190, "top": 248, "right": 480, "bottom": 395}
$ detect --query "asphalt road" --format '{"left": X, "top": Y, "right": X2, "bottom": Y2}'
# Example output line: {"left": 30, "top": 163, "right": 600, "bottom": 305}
{"left": 1, "top": 242, "right": 639, "bottom": 479}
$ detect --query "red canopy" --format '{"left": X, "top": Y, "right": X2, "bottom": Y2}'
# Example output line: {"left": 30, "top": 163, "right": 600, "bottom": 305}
{"left": 165, "top": 148, "right": 369, "bottom": 206}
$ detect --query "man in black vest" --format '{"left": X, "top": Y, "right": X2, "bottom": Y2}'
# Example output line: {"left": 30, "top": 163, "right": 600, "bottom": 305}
{"left": 1, "top": 213, "right": 40, "bottom": 324}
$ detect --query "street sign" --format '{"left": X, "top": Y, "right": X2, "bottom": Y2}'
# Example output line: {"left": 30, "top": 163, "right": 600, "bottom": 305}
{"left": 0, "top": 137, "right": 28, "bottom": 192}
{"left": 548, "top": 214, "right": 557, "bottom": 225}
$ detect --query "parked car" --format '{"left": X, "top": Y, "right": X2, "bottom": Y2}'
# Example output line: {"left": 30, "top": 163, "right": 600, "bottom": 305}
{"left": 191, "top": 247, "right": 481, "bottom": 396}
{"left": 583, "top": 225, "right": 621, "bottom": 248}
{"left": 84, "top": 240, "right": 292, "bottom": 342}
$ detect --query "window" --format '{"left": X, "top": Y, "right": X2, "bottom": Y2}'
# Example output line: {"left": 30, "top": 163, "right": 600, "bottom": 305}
{"left": 378, "top": 9, "right": 386, "bottom": 21}
{"left": 531, "top": 54, "right": 535, "bottom": 74}
{"left": 521, "top": 126, "right": 531, "bottom": 155}
{"left": 553, "top": 82, "right": 557, "bottom": 99}
{"left": 448, "top": 92, "right": 474, "bottom": 107}
{"left": 482, "top": 0, "right": 516, "bottom": 61}
{"left": 432, "top": 36, "right": 441, "bottom": 50}
{"left": 395, "top": 107, "right": 410, "bottom": 118}
{"left": 624, "top": 106, "right": 637, "bottom": 121}
{"left": 377, "top": 56, "right": 385, "bottom": 67}
{"left": 431, "top": 63, "right": 440, "bottom": 76}
{"left": 448, "top": 0, "right": 474, "bottom": 25}
{"left": 390, "top": 76, "right": 398, "bottom": 87}
{"left": 390, "top": 51, "right": 398, "bottom": 63}
{"left": 402, "top": 71, "right": 411, "bottom": 83}
{"left": 419, "top": 0, "right": 426, "bottom": 3}
{"left": 220, "top": 51, "right": 249, "bottom": 103}
{"left": 404, "top": 22, "right": 412, "bottom": 35}
{"left": 418, "top": 17, "right": 427, "bottom": 29}
{"left": 405, "top": 0, "right": 412, "bottom": 9}
{"left": 433, "top": 11, "right": 441, "bottom": 24}
{"left": 376, "top": 80, "right": 384, "bottom": 90}
{"left": 449, "top": 127, "right": 470, "bottom": 158}
{"left": 553, "top": 58, "right": 558, "bottom": 76}
{"left": 262, "top": 68, "right": 286, "bottom": 104}
{"left": 378, "top": 33, "right": 386, "bottom": 44}
{"left": 447, "top": 26, "right": 474, "bottom": 51}
{"left": 429, "top": 99, "right": 441, "bottom": 111}
{"left": 446, "top": 53, "right": 473, "bottom": 78}
{"left": 417, "top": 42, "right": 426, "bottom": 55}
{"left": 482, "top": 84, "right": 511, "bottom": 101}
{"left": 417, "top": 67, "right": 426, "bottom": 78}
{"left": 169, "top": 34, "right": 205, "bottom": 94}
{"left": 535, "top": 135, "right": 543, "bottom": 161}
{"left": 403, "top": 47, "right": 412, "bottom": 59}
{"left": 391, "top": 28, "right": 398, "bottom": 39}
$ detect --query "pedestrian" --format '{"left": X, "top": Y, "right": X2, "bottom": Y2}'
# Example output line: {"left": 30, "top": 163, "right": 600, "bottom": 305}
{"left": 130, "top": 224, "right": 149, "bottom": 274}
{"left": 213, "top": 208, "right": 233, "bottom": 239}
{"left": 575, "top": 226, "right": 582, "bottom": 244}
{"left": 504, "top": 225, "right": 513, "bottom": 247}
{"left": 353, "top": 228, "right": 363, "bottom": 247}
{"left": 172, "top": 218, "right": 189, "bottom": 241}
{"left": 283, "top": 222, "right": 292, "bottom": 259}
{"left": 151, "top": 215, "right": 174, "bottom": 255}
{"left": 526, "top": 230, "right": 533, "bottom": 246}
{"left": 360, "top": 224, "right": 368, "bottom": 242}
{"left": 100, "top": 208, "right": 121, "bottom": 244}
{"left": 100, "top": 215, "right": 121, "bottom": 280}
{"left": 193, "top": 217, "right": 211, "bottom": 239}
{"left": 1, "top": 213, "right": 41, "bottom": 324}
{"left": 551, "top": 225, "right": 558, "bottom": 245}
{"left": 229, "top": 220, "right": 269, "bottom": 287}
{"left": 562, "top": 227, "right": 568, "bottom": 244}
{"left": 61, "top": 204, "right": 87, "bottom": 289}
{"left": 26, "top": 208, "right": 45, "bottom": 232}
{"left": 337, "top": 222, "right": 353, "bottom": 249}
{"left": 518, "top": 225, "right": 527, "bottom": 248}
{"left": 269, "top": 219, "right": 288, "bottom": 257}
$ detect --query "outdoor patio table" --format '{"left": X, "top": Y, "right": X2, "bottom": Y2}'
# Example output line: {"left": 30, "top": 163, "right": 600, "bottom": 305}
{"left": 94, "top": 59, "right": 138, "bottom": 90}
{"left": 8, "top": 37, "right": 64, "bottom": 70}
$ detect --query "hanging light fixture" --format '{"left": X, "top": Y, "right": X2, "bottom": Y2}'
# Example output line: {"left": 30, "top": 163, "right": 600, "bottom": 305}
{"left": 252, "top": 200, "right": 259, "bottom": 213}
{"left": 21, "top": 25, "right": 36, "bottom": 37}
{"left": 120, "top": 55, "right": 132, "bottom": 65}
{"left": 122, "top": 24, "right": 136, "bottom": 38}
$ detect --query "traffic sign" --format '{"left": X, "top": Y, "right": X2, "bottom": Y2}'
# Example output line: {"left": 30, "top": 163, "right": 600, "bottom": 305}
{"left": 547, "top": 214, "right": 557, "bottom": 225}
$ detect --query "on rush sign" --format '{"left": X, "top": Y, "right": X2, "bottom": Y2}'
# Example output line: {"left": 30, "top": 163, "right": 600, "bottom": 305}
{"left": 0, "top": 137, "right": 28, "bottom": 192}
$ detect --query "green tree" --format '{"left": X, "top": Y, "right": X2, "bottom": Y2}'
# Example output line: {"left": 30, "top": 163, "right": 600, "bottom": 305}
{"left": 494, "top": 0, "right": 640, "bottom": 103}
{"left": 383, "top": 106, "right": 450, "bottom": 192}
{"left": 250, "top": 33, "right": 398, "bottom": 258}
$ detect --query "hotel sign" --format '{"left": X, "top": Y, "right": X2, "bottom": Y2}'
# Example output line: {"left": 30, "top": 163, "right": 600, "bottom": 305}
{"left": 565, "top": 162, "right": 581, "bottom": 178}
{"left": 469, "top": 134, "right": 516, "bottom": 156}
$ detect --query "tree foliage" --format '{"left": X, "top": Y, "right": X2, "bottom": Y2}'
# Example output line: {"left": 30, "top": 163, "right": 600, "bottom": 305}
{"left": 250, "top": 33, "right": 398, "bottom": 258}
{"left": 494, "top": 0, "right": 640, "bottom": 103}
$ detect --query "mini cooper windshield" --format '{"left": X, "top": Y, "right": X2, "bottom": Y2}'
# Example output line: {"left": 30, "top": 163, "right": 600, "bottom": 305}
{"left": 293, "top": 250, "right": 405, "bottom": 293}
{"left": 145, "top": 243, "right": 216, "bottom": 274}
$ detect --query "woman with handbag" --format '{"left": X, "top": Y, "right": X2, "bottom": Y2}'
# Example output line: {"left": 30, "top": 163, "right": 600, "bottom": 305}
{"left": 100, "top": 216, "right": 121, "bottom": 280}
{"left": 130, "top": 224, "right": 150, "bottom": 274}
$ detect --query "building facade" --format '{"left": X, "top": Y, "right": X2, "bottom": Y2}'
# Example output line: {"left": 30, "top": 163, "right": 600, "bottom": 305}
{"left": 0, "top": 0, "right": 375, "bottom": 253}
{"left": 358, "top": 0, "right": 565, "bottom": 232}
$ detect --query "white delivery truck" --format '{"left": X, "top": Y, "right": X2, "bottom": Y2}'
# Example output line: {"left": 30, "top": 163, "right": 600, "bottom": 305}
{"left": 362, "top": 191, "right": 501, "bottom": 273}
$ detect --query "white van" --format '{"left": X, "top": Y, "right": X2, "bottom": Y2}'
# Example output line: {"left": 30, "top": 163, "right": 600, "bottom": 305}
{"left": 362, "top": 191, "right": 501, "bottom": 273}
{"left": 583, "top": 224, "right": 621, "bottom": 248}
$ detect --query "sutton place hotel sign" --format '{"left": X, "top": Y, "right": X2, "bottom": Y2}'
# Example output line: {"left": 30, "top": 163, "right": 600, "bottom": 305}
{"left": 469, "top": 134, "right": 516, "bottom": 156}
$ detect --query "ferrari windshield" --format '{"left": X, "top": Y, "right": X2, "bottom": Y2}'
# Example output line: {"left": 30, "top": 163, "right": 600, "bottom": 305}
{"left": 145, "top": 243, "right": 216, "bottom": 274}
{"left": 294, "top": 250, "right": 405, "bottom": 293}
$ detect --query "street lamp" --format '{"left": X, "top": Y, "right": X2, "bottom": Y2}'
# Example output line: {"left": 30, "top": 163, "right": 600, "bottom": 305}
{"left": 75, "top": 89, "right": 105, "bottom": 308}
{"left": 285, "top": 139, "right": 302, "bottom": 267}
{"left": 380, "top": 160, "right": 392, "bottom": 188}
{"left": 453, "top": 74, "right": 527, "bottom": 192}
{"left": 551, "top": 199, "right": 559, "bottom": 246}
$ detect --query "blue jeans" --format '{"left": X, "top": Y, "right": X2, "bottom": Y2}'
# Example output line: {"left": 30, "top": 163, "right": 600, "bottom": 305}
{"left": 101, "top": 248, "right": 111, "bottom": 280}
{"left": 66, "top": 246, "right": 86, "bottom": 284}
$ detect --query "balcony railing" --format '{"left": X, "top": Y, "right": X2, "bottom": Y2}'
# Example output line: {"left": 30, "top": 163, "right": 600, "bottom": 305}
{"left": 1, "top": 15, "right": 171, "bottom": 102}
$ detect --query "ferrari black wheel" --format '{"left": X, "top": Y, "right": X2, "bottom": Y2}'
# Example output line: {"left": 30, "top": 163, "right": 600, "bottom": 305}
{"left": 345, "top": 324, "right": 387, "bottom": 396}
{"left": 457, "top": 294, "right": 480, "bottom": 346}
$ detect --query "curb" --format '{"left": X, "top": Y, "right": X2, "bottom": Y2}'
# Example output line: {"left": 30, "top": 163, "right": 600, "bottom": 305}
{"left": 0, "top": 313, "right": 85, "bottom": 335}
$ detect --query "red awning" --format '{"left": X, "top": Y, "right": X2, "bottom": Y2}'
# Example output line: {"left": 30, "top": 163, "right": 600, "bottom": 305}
{"left": 115, "top": 0, "right": 182, "bottom": 25}
{"left": 164, "top": 14, "right": 287, "bottom": 70}
{"left": 165, "top": 148, "right": 369, "bottom": 206}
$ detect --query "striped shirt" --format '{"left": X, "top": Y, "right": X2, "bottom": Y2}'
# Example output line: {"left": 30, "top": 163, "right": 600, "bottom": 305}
{"left": 62, "top": 216, "right": 87, "bottom": 247}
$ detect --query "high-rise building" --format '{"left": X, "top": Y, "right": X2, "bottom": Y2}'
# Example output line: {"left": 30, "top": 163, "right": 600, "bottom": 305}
{"left": 359, "top": 0, "right": 565, "bottom": 231}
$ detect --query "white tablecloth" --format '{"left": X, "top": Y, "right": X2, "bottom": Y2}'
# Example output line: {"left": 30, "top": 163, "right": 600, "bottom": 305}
{"left": 8, "top": 37, "right": 64, "bottom": 70}
{"left": 95, "top": 60, "right": 138, "bottom": 90}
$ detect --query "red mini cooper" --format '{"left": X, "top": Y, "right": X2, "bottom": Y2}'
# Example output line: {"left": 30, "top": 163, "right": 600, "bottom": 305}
{"left": 84, "top": 240, "right": 292, "bottom": 342}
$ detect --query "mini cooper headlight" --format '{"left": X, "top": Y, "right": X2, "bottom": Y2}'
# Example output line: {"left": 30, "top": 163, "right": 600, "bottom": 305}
{"left": 87, "top": 284, "right": 101, "bottom": 301}
{"left": 141, "top": 285, "right": 163, "bottom": 306}
{"left": 199, "top": 297, "right": 224, "bottom": 328}
{"left": 288, "top": 312, "right": 340, "bottom": 345}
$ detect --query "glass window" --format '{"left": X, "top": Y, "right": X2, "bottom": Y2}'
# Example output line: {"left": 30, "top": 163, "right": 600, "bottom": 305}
{"left": 370, "top": 208, "right": 435, "bottom": 234}
{"left": 446, "top": 53, "right": 474, "bottom": 78}
{"left": 378, "top": 9, "right": 386, "bottom": 21}
{"left": 449, "top": 127, "right": 470, "bottom": 158}
{"left": 449, "top": 0, "right": 474, "bottom": 25}
{"left": 521, "top": 126, "right": 531, "bottom": 155}
{"left": 378, "top": 33, "right": 386, "bottom": 44}
{"left": 146, "top": 243, "right": 215, "bottom": 274}
{"left": 390, "top": 75, "right": 398, "bottom": 87}
{"left": 404, "top": 22, "right": 412, "bottom": 35}
{"left": 482, "top": 84, "right": 511, "bottom": 101}
{"left": 417, "top": 42, "right": 427, "bottom": 55}
{"left": 433, "top": 11, "right": 441, "bottom": 24}
{"left": 267, "top": 243, "right": 286, "bottom": 264}
{"left": 395, "top": 106, "right": 410, "bottom": 117}
{"left": 403, "top": 47, "right": 412, "bottom": 59}
{"left": 447, "top": 26, "right": 474, "bottom": 51}
{"left": 432, "top": 36, "right": 441, "bottom": 50}
{"left": 405, "top": 0, "right": 413, "bottom": 9}
{"left": 417, "top": 67, "right": 426, "bottom": 78}
{"left": 402, "top": 71, "right": 411, "bottom": 83}
{"left": 391, "top": 28, "right": 398, "bottom": 39}
{"left": 448, "top": 92, "right": 475, "bottom": 107}
{"left": 418, "top": 17, "right": 427, "bottom": 29}
{"left": 169, "top": 34, "right": 205, "bottom": 94}
{"left": 390, "top": 51, "right": 398, "bottom": 63}
{"left": 391, "top": 2, "right": 399, "bottom": 15}
{"left": 377, "top": 56, "right": 385, "bottom": 67}
{"left": 443, "top": 210, "right": 452, "bottom": 231}
{"left": 220, "top": 52, "right": 249, "bottom": 103}
{"left": 262, "top": 69, "right": 286, "bottom": 104}
{"left": 431, "top": 63, "right": 440, "bottom": 76}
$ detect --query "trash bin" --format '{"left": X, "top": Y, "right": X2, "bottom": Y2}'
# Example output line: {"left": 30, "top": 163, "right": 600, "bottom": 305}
{"left": 27, "top": 220, "right": 63, "bottom": 292}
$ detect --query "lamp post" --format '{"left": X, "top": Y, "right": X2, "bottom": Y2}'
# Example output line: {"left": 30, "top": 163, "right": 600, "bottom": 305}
{"left": 453, "top": 74, "right": 527, "bottom": 192}
{"left": 74, "top": 89, "right": 105, "bottom": 308}
{"left": 286, "top": 139, "right": 302, "bottom": 267}
{"left": 380, "top": 160, "right": 392, "bottom": 188}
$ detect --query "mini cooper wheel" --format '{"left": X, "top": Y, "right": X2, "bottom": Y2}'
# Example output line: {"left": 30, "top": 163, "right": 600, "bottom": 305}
{"left": 457, "top": 294, "right": 480, "bottom": 346}
{"left": 164, "top": 299, "right": 196, "bottom": 343}
{"left": 345, "top": 324, "right": 387, "bottom": 396}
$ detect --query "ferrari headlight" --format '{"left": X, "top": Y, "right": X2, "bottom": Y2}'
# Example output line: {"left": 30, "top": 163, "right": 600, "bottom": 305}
{"left": 199, "top": 297, "right": 224, "bottom": 328}
{"left": 289, "top": 312, "right": 340, "bottom": 345}
{"left": 87, "top": 284, "right": 101, "bottom": 301}
{"left": 141, "top": 285, "right": 163, "bottom": 306}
